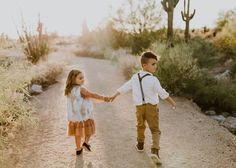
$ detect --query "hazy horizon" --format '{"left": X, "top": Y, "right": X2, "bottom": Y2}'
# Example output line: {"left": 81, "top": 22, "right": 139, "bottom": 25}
{"left": 0, "top": 0, "right": 236, "bottom": 38}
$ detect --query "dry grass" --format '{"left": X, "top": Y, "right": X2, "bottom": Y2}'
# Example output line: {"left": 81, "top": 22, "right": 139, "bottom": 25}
{"left": 0, "top": 34, "right": 16, "bottom": 49}
{"left": 0, "top": 57, "right": 63, "bottom": 165}
{"left": 108, "top": 49, "right": 140, "bottom": 79}
{"left": 31, "top": 63, "right": 63, "bottom": 90}
{"left": 0, "top": 59, "right": 36, "bottom": 149}
{"left": 74, "top": 46, "right": 105, "bottom": 59}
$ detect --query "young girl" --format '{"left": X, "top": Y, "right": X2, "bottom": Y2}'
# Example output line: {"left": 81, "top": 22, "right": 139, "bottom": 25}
{"left": 65, "top": 69, "right": 110, "bottom": 155}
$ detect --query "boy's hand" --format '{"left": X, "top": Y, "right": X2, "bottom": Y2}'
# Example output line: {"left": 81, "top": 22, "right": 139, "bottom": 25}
{"left": 172, "top": 105, "right": 176, "bottom": 110}
{"left": 171, "top": 103, "right": 177, "bottom": 111}
{"left": 110, "top": 95, "right": 119, "bottom": 102}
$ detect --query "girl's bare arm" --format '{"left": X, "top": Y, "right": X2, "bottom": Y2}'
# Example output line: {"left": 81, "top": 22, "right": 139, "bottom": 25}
{"left": 80, "top": 87, "right": 110, "bottom": 101}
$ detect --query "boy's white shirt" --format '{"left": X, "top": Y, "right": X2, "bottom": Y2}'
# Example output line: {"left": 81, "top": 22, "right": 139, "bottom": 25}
{"left": 117, "top": 70, "right": 169, "bottom": 106}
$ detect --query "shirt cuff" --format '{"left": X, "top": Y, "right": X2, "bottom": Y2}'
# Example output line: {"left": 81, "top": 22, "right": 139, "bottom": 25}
{"left": 159, "top": 90, "right": 169, "bottom": 100}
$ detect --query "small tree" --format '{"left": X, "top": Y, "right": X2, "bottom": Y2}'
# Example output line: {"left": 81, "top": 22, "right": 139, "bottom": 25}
{"left": 215, "top": 9, "right": 236, "bottom": 31}
{"left": 113, "top": 0, "right": 163, "bottom": 53}
{"left": 113, "top": 0, "right": 162, "bottom": 34}
{"left": 181, "top": 0, "right": 196, "bottom": 42}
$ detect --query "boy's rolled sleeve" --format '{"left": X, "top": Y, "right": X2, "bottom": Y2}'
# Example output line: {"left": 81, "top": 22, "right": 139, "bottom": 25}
{"left": 117, "top": 80, "right": 132, "bottom": 94}
{"left": 154, "top": 78, "right": 169, "bottom": 99}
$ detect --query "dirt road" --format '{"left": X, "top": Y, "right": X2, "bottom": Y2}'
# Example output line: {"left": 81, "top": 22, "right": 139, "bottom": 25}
{"left": 10, "top": 42, "right": 236, "bottom": 168}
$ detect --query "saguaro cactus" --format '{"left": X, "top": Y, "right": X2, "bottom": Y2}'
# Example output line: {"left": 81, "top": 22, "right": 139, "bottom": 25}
{"left": 181, "top": 0, "right": 196, "bottom": 42}
{"left": 161, "top": 0, "right": 179, "bottom": 42}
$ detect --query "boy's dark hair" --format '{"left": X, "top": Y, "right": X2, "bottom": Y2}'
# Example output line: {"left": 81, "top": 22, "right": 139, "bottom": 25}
{"left": 141, "top": 51, "right": 158, "bottom": 65}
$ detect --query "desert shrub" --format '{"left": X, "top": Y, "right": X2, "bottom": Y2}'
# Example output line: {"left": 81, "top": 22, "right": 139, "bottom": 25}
{"left": 78, "top": 18, "right": 167, "bottom": 56}
{"left": 128, "top": 28, "right": 168, "bottom": 55}
{"left": 31, "top": 63, "right": 63, "bottom": 89}
{"left": 18, "top": 21, "right": 50, "bottom": 64}
{"left": 130, "top": 32, "right": 153, "bottom": 55}
{"left": 191, "top": 79, "right": 236, "bottom": 113}
{"left": 117, "top": 52, "right": 140, "bottom": 79}
{"left": 74, "top": 46, "right": 105, "bottom": 59}
{"left": 78, "top": 21, "right": 130, "bottom": 59}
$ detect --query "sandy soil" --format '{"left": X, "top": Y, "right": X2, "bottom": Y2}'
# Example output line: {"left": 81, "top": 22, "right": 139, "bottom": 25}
{"left": 6, "top": 40, "right": 236, "bottom": 168}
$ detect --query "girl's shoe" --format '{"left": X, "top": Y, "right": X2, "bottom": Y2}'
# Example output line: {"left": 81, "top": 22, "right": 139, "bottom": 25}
{"left": 82, "top": 142, "right": 91, "bottom": 151}
{"left": 76, "top": 148, "right": 83, "bottom": 155}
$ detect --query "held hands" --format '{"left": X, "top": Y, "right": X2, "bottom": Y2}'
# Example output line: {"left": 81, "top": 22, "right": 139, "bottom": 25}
{"left": 103, "top": 94, "right": 119, "bottom": 103}
{"left": 104, "top": 96, "right": 113, "bottom": 102}
{"left": 103, "top": 96, "right": 117, "bottom": 102}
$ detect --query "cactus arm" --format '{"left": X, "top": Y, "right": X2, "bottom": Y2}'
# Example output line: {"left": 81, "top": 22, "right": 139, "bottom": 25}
{"left": 161, "top": 0, "right": 169, "bottom": 12}
{"left": 174, "top": 0, "right": 179, "bottom": 8}
{"left": 181, "top": 11, "right": 187, "bottom": 21}
{"left": 184, "top": 0, "right": 187, "bottom": 14}
{"left": 190, "top": 9, "right": 196, "bottom": 19}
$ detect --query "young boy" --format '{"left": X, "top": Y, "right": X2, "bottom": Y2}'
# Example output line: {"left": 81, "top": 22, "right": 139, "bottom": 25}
{"left": 111, "top": 51, "right": 176, "bottom": 164}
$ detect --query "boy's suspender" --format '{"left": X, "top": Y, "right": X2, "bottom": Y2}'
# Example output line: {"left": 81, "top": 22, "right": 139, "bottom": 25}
{"left": 138, "top": 73, "right": 151, "bottom": 104}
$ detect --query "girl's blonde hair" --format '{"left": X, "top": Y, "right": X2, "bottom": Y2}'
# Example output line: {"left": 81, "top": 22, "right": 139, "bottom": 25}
{"left": 64, "top": 69, "right": 82, "bottom": 96}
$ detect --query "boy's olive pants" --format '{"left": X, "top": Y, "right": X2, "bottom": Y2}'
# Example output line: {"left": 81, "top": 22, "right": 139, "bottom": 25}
{"left": 136, "top": 103, "right": 161, "bottom": 150}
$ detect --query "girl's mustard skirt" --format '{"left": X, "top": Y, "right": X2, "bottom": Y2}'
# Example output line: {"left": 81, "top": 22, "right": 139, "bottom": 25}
{"left": 67, "top": 119, "right": 95, "bottom": 137}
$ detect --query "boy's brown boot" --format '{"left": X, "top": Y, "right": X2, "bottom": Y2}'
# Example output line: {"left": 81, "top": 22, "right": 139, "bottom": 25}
{"left": 151, "top": 148, "right": 162, "bottom": 164}
{"left": 135, "top": 142, "right": 144, "bottom": 152}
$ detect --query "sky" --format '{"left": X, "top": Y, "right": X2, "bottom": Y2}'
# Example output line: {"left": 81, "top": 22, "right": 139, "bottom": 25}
{"left": 0, "top": 0, "right": 235, "bottom": 38}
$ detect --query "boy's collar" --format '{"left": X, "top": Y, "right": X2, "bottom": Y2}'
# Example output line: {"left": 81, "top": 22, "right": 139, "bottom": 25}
{"left": 139, "top": 70, "right": 153, "bottom": 75}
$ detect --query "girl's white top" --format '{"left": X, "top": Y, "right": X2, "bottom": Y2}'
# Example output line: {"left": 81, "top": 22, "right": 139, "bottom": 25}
{"left": 67, "top": 86, "right": 94, "bottom": 122}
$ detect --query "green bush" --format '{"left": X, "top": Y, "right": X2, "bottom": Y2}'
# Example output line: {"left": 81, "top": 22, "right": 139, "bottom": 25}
{"left": 130, "top": 32, "right": 153, "bottom": 54}
{"left": 130, "top": 28, "right": 168, "bottom": 55}
{"left": 192, "top": 80, "right": 236, "bottom": 113}
{"left": 150, "top": 41, "right": 236, "bottom": 113}
{"left": 151, "top": 42, "right": 201, "bottom": 95}
{"left": 190, "top": 38, "right": 219, "bottom": 68}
